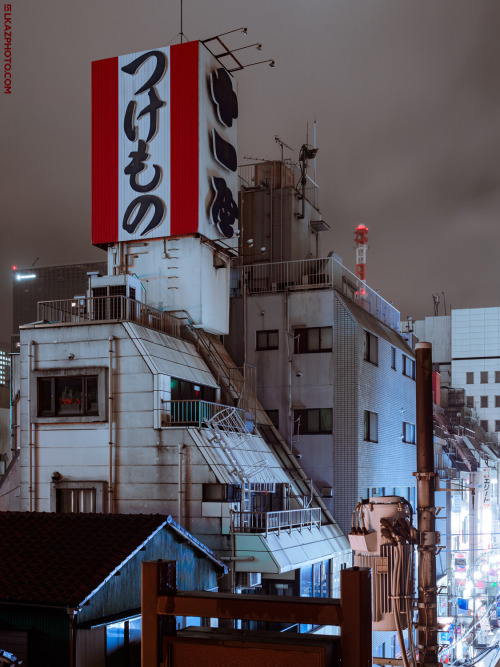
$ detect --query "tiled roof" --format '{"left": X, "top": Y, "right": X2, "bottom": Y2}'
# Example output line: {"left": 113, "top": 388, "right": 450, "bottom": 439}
{"left": 0, "top": 512, "right": 167, "bottom": 608}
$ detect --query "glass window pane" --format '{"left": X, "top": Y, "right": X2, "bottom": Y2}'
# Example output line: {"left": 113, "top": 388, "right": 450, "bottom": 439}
{"left": 313, "top": 563, "right": 321, "bottom": 597}
{"left": 300, "top": 566, "right": 313, "bottom": 597}
{"left": 308, "top": 410, "right": 320, "bottom": 434}
{"left": 39, "top": 378, "right": 53, "bottom": 416}
{"left": 308, "top": 328, "right": 320, "bottom": 351}
{"left": 86, "top": 376, "right": 98, "bottom": 415}
{"left": 321, "top": 327, "right": 333, "bottom": 350}
{"left": 256, "top": 331, "right": 266, "bottom": 349}
{"left": 320, "top": 409, "right": 332, "bottom": 433}
{"left": 268, "top": 331, "right": 279, "bottom": 349}
{"left": 56, "top": 377, "right": 83, "bottom": 416}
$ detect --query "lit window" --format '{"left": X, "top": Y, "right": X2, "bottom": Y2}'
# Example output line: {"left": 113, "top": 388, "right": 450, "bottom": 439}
{"left": 256, "top": 330, "right": 279, "bottom": 351}
{"left": 294, "top": 327, "right": 333, "bottom": 354}
{"left": 364, "top": 332, "right": 378, "bottom": 365}
{"left": 33, "top": 368, "right": 106, "bottom": 422}
{"left": 363, "top": 411, "right": 378, "bottom": 443}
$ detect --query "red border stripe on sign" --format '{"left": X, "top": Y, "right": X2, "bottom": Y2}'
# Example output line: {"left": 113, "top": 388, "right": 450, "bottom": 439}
{"left": 170, "top": 41, "right": 199, "bottom": 236}
{"left": 92, "top": 56, "right": 119, "bottom": 246}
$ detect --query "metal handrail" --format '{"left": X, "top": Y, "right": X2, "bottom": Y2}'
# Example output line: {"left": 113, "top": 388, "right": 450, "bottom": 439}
{"left": 232, "top": 507, "right": 321, "bottom": 537}
{"left": 235, "top": 256, "right": 400, "bottom": 332}
{"left": 161, "top": 400, "right": 246, "bottom": 432}
{"left": 37, "top": 296, "right": 181, "bottom": 338}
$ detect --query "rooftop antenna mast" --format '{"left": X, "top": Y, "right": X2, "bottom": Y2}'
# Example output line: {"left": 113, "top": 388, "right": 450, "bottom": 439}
{"left": 274, "top": 135, "right": 294, "bottom": 164}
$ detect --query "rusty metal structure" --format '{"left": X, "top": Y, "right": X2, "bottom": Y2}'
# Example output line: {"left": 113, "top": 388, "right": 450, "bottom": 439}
{"left": 141, "top": 561, "right": 372, "bottom": 667}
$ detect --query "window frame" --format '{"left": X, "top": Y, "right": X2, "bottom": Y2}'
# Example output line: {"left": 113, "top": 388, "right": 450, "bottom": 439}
{"left": 256, "top": 329, "right": 279, "bottom": 351}
{"left": 363, "top": 410, "right": 378, "bottom": 443}
{"left": 480, "top": 395, "right": 488, "bottom": 408}
{"left": 364, "top": 331, "right": 378, "bottom": 365}
{"left": 51, "top": 480, "right": 107, "bottom": 513}
{"left": 33, "top": 367, "right": 107, "bottom": 423}
{"left": 466, "top": 372, "right": 474, "bottom": 384}
{"left": 391, "top": 347, "right": 397, "bottom": 370}
{"left": 402, "top": 421, "right": 416, "bottom": 444}
{"left": 481, "top": 371, "right": 489, "bottom": 384}
{"left": 293, "top": 408, "right": 333, "bottom": 435}
{"left": 294, "top": 327, "right": 333, "bottom": 354}
{"left": 402, "top": 354, "right": 416, "bottom": 380}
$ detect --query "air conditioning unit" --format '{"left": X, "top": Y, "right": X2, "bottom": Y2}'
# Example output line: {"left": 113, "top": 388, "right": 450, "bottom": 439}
{"left": 238, "top": 572, "right": 262, "bottom": 588}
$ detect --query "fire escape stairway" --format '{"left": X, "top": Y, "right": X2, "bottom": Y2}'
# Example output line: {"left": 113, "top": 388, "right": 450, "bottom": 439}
{"left": 181, "top": 322, "right": 336, "bottom": 522}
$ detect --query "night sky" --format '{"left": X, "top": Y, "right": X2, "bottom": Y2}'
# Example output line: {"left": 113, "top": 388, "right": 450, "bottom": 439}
{"left": 3, "top": 1, "right": 500, "bottom": 343}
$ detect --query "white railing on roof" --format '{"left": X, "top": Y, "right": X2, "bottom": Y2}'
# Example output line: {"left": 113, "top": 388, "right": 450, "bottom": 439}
{"left": 234, "top": 256, "right": 400, "bottom": 331}
{"left": 37, "top": 296, "right": 181, "bottom": 338}
{"left": 232, "top": 507, "right": 321, "bottom": 537}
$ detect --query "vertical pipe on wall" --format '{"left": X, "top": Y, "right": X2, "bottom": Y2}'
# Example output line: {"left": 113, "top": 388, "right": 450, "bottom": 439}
{"left": 178, "top": 444, "right": 185, "bottom": 525}
{"left": 28, "top": 341, "right": 35, "bottom": 512}
{"left": 108, "top": 336, "right": 115, "bottom": 513}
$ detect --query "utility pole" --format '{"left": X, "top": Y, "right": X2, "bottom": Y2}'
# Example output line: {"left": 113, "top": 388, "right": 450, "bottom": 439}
{"left": 415, "top": 342, "right": 440, "bottom": 665}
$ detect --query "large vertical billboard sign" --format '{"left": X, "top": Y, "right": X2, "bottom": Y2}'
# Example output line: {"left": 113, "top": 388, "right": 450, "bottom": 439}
{"left": 92, "top": 41, "right": 238, "bottom": 246}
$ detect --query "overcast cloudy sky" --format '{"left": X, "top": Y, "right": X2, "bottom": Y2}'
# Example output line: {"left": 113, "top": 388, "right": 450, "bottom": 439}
{"left": 3, "top": 0, "right": 500, "bottom": 342}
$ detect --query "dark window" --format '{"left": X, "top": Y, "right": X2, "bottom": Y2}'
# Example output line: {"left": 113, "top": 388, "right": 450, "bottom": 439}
{"left": 481, "top": 396, "right": 488, "bottom": 408}
{"left": 265, "top": 410, "right": 279, "bottom": 429}
{"left": 480, "top": 420, "right": 489, "bottom": 433}
{"left": 496, "top": 372, "right": 500, "bottom": 384}
{"left": 402, "top": 422, "right": 415, "bottom": 444}
{"left": 363, "top": 411, "right": 378, "bottom": 443}
{"left": 38, "top": 375, "right": 99, "bottom": 417}
{"left": 481, "top": 371, "right": 488, "bottom": 384}
{"left": 170, "top": 378, "right": 215, "bottom": 402}
{"left": 391, "top": 347, "right": 397, "bottom": 370}
{"left": 466, "top": 372, "right": 474, "bottom": 384}
{"left": 256, "top": 330, "right": 279, "bottom": 351}
{"left": 466, "top": 396, "right": 474, "bottom": 408}
{"left": 402, "top": 355, "right": 416, "bottom": 380}
{"left": 496, "top": 396, "right": 500, "bottom": 408}
{"left": 294, "top": 408, "right": 332, "bottom": 435}
{"left": 202, "top": 483, "right": 241, "bottom": 502}
{"left": 496, "top": 420, "right": 500, "bottom": 432}
{"left": 364, "top": 331, "right": 378, "bottom": 365}
{"left": 294, "top": 327, "right": 333, "bottom": 354}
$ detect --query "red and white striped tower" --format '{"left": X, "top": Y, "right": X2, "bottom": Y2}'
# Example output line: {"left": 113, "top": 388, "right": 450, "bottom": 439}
{"left": 354, "top": 224, "right": 368, "bottom": 281}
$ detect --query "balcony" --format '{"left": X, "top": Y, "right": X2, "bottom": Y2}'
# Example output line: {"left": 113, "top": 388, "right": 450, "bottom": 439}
{"left": 37, "top": 296, "right": 180, "bottom": 338}
{"left": 232, "top": 508, "right": 322, "bottom": 537}
{"left": 232, "top": 256, "right": 400, "bottom": 332}
{"left": 161, "top": 400, "right": 247, "bottom": 434}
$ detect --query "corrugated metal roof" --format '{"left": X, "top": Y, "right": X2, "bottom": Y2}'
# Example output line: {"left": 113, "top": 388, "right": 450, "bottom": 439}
{"left": 124, "top": 322, "right": 218, "bottom": 388}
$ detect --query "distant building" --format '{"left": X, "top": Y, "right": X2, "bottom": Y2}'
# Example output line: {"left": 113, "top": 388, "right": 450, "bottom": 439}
{"left": 11, "top": 261, "right": 107, "bottom": 351}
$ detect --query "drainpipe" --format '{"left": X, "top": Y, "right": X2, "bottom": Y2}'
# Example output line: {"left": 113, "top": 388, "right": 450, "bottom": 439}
{"left": 28, "top": 341, "right": 35, "bottom": 512}
{"left": 178, "top": 444, "right": 185, "bottom": 525}
{"left": 108, "top": 336, "right": 115, "bottom": 513}
{"left": 67, "top": 607, "right": 77, "bottom": 667}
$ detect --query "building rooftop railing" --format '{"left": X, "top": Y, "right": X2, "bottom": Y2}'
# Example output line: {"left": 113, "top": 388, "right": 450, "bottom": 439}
{"left": 231, "top": 507, "right": 321, "bottom": 537}
{"left": 37, "top": 296, "right": 181, "bottom": 338}
{"left": 232, "top": 256, "right": 400, "bottom": 332}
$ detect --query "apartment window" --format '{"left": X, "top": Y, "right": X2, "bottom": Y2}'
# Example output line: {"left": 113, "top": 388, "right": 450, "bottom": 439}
{"left": 496, "top": 420, "right": 500, "bottom": 432}
{"left": 38, "top": 374, "right": 100, "bottom": 418}
{"left": 481, "top": 371, "right": 489, "bottom": 384}
{"left": 496, "top": 371, "right": 500, "bottom": 383}
{"left": 363, "top": 411, "right": 378, "bottom": 443}
{"left": 402, "top": 355, "right": 416, "bottom": 380}
{"left": 402, "top": 422, "right": 416, "bottom": 444}
{"left": 480, "top": 420, "right": 489, "bottom": 433}
{"left": 364, "top": 331, "right": 378, "bottom": 365}
{"left": 391, "top": 347, "right": 397, "bottom": 370}
{"left": 256, "top": 330, "right": 279, "bottom": 351}
{"left": 294, "top": 327, "right": 333, "bottom": 354}
{"left": 480, "top": 395, "right": 488, "bottom": 408}
{"left": 294, "top": 408, "right": 332, "bottom": 435}
{"left": 265, "top": 409, "right": 279, "bottom": 429}
{"left": 51, "top": 480, "right": 107, "bottom": 513}
{"left": 496, "top": 396, "right": 500, "bottom": 408}
{"left": 466, "top": 372, "right": 474, "bottom": 384}
{"left": 466, "top": 396, "right": 474, "bottom": 408}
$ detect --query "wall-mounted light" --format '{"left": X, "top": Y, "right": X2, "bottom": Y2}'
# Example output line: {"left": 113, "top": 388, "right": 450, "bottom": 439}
{"left": 16, "top": 273, "right": 37, "bottom": 281}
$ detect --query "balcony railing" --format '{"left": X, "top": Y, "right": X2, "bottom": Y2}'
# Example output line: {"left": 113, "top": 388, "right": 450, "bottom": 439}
{"left": 161, "top": 400, "right": 247, "bottom": 433}
{"left": 232, "top": 507, "right": 321, "bottom": 537}
{"left": 232, "top": 256, "right": 400, "bottom": 331}
{"left": 37, "top": 296, "right": 181, "bottom": 338}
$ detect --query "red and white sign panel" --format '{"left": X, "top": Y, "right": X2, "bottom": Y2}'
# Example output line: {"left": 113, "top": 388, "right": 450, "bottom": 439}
{"left": 92, "top": 41, "right": 238, "bottom": 246}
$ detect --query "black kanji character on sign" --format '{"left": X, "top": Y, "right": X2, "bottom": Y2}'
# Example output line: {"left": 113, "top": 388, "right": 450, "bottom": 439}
{"left": 212, "top": 129, "right": 237, "bottom": 172}
{"left": 124, "top": 140, "right": 162, "bottom": 193}
{"left": 121, "top": 50, "right": 167, "bottom": 94}
{"left": 122, "top": 195, "right": 166, "bottom": 236}
{"left": 210, "top": 68, "right": 238, "bottom": 128}
{"left": 210, "top": 177, "right": 238, "bottom": 238}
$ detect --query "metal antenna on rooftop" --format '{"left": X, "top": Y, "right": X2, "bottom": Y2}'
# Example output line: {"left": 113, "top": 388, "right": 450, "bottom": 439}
{"left": 274, "top": 135, "right": 293, "bottom": 164}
